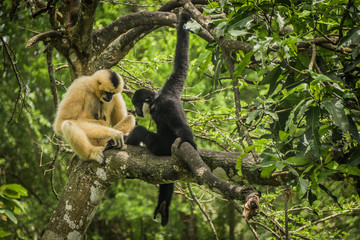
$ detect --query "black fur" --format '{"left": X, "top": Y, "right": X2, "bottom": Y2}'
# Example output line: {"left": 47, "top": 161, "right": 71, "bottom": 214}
{"left": 108, "top": 70, "right": 120, "bottom": 88}
{"left": 126, "top": 13, "right": 196, "bottom": 227}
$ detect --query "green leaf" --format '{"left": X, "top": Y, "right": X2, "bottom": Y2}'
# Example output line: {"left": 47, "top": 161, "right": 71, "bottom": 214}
{"left": 279, "top": 130, "right": 289, "bottom": 142}
{"left": 306, "top": 107, "right": 321, "bottom": 158}
{"left": 296, "top": 99, "right": 315, "bottom": 121}
{"left": 260, "top": 165, "right": 276, "bottom": 178}
{"left": 288, "top": 166, "right": 299, "bottom": 177}
{"left": 349, "top": 147, "right": 360, "bottom": 166}
{"left": 286, "top": 156, "right": 311, "bottom": 165}
{"left": 347, "top": 167, "right": 360, "bottom": 177}
{"left": 308, "top": 189, "right": 317, "bottom": 206}
{"left": 246, "top": 109, "right": 262, "bottom": 124}
{"left": 228, "top": 29, "right": 249, "bottom": 37}
{"left": 184, "top": 21, "right": 202, "bottom": 34}
{"left": 285, "top": 99, "right": 306, "bottom": 132}
{"left": 348, "top": 115, "right": 360, "bottom": 143}
{"left": 261, "top": 65, "right": 282, "bottom": 85}
{"left": 0, "top": 228, "right": 12, "bottom": 238}
{"left": 0, "top": 184, "right": 28, "bottom": 198}
{"left": 319, "top": 184, "right": 341, "bottom": 209}
{"left": 298, "top": 178, "right": 309, "bottom": 195}
{"left": 4, "top": 209, "right": 17, "bottom": 224}
{"left": 233, "top": 50, "right": 255, "bottom": 80}
{"left": 236, "top": 154, "right": 244, "bottom": 176}
{"left": 228, "top": 16, "right": 253, "bottom": 31}
{"left": 323, "top": 99, "right": 349, "bottom": 133}
{"left": 264, "top": 110, "right": 279, "bottom": 121}
{"left": 338, "top": 27, "right": 360, "bottom": 49}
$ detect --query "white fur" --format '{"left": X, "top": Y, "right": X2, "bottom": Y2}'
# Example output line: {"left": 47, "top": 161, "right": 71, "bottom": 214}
{"left": 142, "top": 103, "right": 151, "bottom": 117}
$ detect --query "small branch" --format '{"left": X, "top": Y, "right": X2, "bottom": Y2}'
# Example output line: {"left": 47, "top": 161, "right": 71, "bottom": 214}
{"left": 45, "top": 45, "right": 59, "bottom": 109}
{"left": 26, "top": 30, "right": 63, "bottom": 48}
{"left": 294, "top": 207, "right": 360, "bottom": 232}
{"left": 308, "top": 42, "right": 316, "bottom": 72}
{"left": 339, "top": 0, "right": 353, "bottom": 41}
{"left": 50, "top": 146, "right": 60, "bottom": 201}
{"left": 253, "top": 220, "right": 282, "bottom": 239}
{"left": 1, "top": 36, "right": 25, "bottom": 123}
{"left": 246, "top": 219, "right": 261, "bottom": 240}
{"left": 187, "top": 183, "right": 219, "bottom": 240}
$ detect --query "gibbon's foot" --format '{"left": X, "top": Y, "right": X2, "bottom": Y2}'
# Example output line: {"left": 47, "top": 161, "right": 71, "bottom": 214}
{"left": 154, "top": 201, "right": 169, "bottom": 227}
{"left": 89, "top": 146, "right": 105, "bottom": 165}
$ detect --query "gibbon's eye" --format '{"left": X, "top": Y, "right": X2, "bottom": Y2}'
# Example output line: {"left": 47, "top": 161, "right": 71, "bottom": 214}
{"left": 144, "top": 99, "right": 151, "bottom": 103}
{"left": 103, "top": 91, "right": 115, "bottom": 102}
{"left": 98, "top": 81, "right": 102, "bottom": 85}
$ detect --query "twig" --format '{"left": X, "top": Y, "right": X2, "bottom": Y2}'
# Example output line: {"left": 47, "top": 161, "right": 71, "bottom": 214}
{"left": 339, "top": 0, "right": 353, "bottom": 41}
{"left": 253, "top": 220, "right": 282, "bottom": 239}
{"left": 187, "top": 183, "right": 219, "bottom": 240}
{"left": 50, "top": 146, "right": 60, "bottom": 200}
{"left": 294, "top": 207, "right": 360, "bottom": 232}
{"left": 246, "top": 219, "right": 261, "bottom": 240}
{"left": 1, "top": 36, "right": 26, "bottom": 123}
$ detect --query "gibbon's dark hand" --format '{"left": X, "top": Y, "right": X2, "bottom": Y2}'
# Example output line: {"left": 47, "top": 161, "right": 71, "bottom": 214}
{"left": 104, "top": 139, "right": 115, "bottom": 150}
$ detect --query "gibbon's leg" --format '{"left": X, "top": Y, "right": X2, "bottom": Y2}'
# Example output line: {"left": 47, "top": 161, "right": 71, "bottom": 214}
{"left": 72, "top": 120, "right": 124, "bottom": 149}
{"left": 125, "top": 125, "right": 153, "bottom": 146}
{"left": 154, "top": 183, "right": 174, "bottom": 227}
{"left": 112, "top": 115, "right": 136, "bottom": 135}
{"left": 61, "top": 120, "right": 105, "bottom": 164}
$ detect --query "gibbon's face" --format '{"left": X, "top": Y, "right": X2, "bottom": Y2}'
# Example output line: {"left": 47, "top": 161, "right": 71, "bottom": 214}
{"left": 132, "top": 89, "right": 156, "bottom": 118}
{"left": 93, "top": 70, "right": 123, "bottom": 102}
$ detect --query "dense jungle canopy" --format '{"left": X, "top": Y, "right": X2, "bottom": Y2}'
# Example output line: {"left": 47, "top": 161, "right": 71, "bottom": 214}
{"left": 1, "top": 0, "right": 360, "bottom": 239}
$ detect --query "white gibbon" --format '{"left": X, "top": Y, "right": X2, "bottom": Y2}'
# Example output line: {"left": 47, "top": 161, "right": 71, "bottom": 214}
{"left": 54, "top": 69, "right": 136, "bottom": 164}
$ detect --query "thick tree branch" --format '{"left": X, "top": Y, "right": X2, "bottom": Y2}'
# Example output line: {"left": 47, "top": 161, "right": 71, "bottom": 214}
{"left": 26, "top": 30, "right": 63, "bottom": 48}
{"left": 94, "top": 11, "right": 177, "bottom": 53}
{"left": 41, "top": 142, "right": 289, "bottom": 239}
{"left": 172, "top": 139, "right": 259, "bottom": 201}
{"left": 95, "top": 25, "right": 159, "bottom": 69}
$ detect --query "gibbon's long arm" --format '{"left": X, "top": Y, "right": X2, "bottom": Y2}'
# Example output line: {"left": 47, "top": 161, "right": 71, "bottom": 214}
{"left": 161, "top": 13, "right": 190, "bottom": 97}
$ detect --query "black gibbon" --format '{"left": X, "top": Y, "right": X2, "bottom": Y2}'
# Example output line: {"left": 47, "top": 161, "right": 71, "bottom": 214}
{"left": 54, "top": 69, "right": 136, "bottom": 164}
{"left": 125, "top": 13, "right": 196, "bottom": 226}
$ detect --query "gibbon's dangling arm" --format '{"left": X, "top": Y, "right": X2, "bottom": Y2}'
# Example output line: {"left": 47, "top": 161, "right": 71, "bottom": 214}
{"left": 161, "top": 13, "right": 190, "bottom": 97}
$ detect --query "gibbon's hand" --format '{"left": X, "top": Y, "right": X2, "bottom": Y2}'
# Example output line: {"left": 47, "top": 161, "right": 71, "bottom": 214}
{"left": 104, "top": 131, "right": 124, "bottom": 150}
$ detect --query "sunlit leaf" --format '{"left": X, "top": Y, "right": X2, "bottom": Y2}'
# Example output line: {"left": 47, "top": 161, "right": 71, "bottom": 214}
{"left": 286, "top": 156, "right": 311, "bottom": 165}
{"left": 323, "top": 99, "right": 349, "bottom": 133}
{"left": 338, "top": 27, "right": 360, "bottom": 49}
{"left": 298, "top": 178, "right": 309, "bottom": 195}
